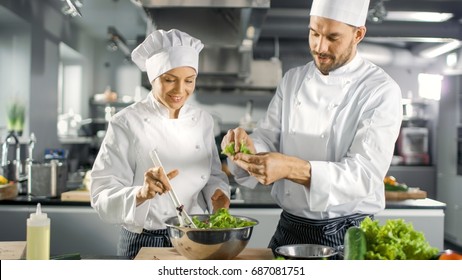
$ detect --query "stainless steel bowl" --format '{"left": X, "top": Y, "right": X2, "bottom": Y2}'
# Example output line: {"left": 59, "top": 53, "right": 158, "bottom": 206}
{"left": 164, "top": 214, "right": 258, "bottom": 260}
{"left": 275, "top": 244, "right": 338, "bottom": 260}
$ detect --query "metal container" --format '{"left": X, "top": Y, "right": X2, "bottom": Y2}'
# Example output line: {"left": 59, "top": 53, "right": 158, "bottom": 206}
{"left": 164, "top": 214, "right": 258, "bottom": 260}
{"left": 27, "top": 160, "right": 67, "bottom": 197}
{"left": 275, "top": 244, "right": 338, "bottom": 260}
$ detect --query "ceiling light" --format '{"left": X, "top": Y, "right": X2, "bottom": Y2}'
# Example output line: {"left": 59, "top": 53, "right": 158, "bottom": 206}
{"left": 419, "top": 40, "right": 462, "bottom": 58}
{"left": 61, "top": 0, "right": 82, "bottom": 17}
{"left": 385, "top": 11, "right": 453, "bottom": 22}
{"left": 107, "top": 26, "right": 132, "bottom": 58}
{"left": 367, "top": 0, "right": 387, "bottom": 23}
{"left": 446, "top": 52, "right": 458, "bottom": 68}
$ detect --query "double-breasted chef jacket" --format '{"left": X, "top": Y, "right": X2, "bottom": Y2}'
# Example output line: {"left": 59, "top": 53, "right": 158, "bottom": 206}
{"left": 91, "top": 94, "right": 230, "bottom": 233}
{"left": 230, "top": 54, "right": 403, "bottom": 220}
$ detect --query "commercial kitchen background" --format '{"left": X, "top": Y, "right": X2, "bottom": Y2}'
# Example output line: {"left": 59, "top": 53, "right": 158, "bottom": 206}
{"left": 0, "top": 0, "right": 461, "bottom": 255}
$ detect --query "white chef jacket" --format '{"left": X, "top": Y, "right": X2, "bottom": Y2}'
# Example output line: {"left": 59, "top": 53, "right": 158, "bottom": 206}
{"left": 230, "top": 53, "right": 402, "bottom": 220}
{"left": 90, "top": 93, "right": 229, "bottom": 233}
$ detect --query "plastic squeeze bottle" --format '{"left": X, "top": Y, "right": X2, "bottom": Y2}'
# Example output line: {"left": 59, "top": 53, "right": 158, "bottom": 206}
{"left": 26, "top": 203, "right": 50, "bottom": 260}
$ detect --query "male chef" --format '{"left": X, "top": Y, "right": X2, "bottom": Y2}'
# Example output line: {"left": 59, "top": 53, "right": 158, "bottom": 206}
{"left": 222, "top": 0, "right": 402, "bottom": 253}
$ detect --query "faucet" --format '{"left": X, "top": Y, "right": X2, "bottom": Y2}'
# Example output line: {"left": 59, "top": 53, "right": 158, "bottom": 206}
{"left": 28, "top": 132, "right": 36, "bottom": 163}
{"left": 1, "top": 132, "right": 21, "bottom": 181}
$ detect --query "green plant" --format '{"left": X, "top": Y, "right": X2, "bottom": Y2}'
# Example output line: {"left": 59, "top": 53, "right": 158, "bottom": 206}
{"left": 6, "top": 100, "right": 25, "bottom": 133}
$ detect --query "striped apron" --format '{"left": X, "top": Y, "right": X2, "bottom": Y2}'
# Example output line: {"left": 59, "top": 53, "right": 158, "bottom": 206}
{"left": 268, "top": 210, "right": 372, "bottom": 259}
{"left": 118, "top": 227, "right": 172, "bottom": 259}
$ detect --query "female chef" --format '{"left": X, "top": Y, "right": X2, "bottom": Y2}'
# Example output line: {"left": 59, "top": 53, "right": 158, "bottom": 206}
{"left": 90, "top": 29, "right": 230, "bottom": 259}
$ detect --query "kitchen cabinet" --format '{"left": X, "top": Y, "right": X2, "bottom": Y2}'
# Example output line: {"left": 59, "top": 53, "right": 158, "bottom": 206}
{"left": 0, "top": 204, "right": 120, "bottom": 256}
{"left": 0, "top": 196, "right": 446, "bottom": 257}
{"left": 230, "top": 199, "right": 445, "bottom": 250}
{"left": 229, "top": 208, "right": 282, "bottom": 249}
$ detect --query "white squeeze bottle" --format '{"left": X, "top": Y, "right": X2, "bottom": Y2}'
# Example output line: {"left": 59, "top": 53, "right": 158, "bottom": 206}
{"left": 26, "top": 203, "right": 50, "bottom": 260}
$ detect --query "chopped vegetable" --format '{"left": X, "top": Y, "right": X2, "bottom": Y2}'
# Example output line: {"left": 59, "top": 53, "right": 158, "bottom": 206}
{"left": 192, "top": 208, "right": 256, "bottom": 229}
{"left": 221, "top": 141, "right": 252, "bottom": 156}
{"left": 384, "top": 183, "right": 408, "bottom": 192}
{"left": 360, "top": 217, "right": 439, "bottom": 260}
{"left": 383, "top": 176, "right": 397, "bottom": 186}
{"left": 384, "top": 176, "right": 408, "bottom": 191}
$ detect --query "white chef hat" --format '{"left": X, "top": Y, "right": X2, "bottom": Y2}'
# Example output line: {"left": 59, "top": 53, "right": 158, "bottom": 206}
{"left": 131, "top": 29, "right": 204, "bottom": 83}
{"left": 310, "top": 0, "right": 370, "bottom": 27}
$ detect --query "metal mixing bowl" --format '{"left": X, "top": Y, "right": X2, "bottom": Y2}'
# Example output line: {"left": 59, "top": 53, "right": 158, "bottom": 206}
{"left": 164, "top": 214, "right": 258, "bottom": 260}
{"left": 275, "top": 244, "right": 338, "bottom": 260}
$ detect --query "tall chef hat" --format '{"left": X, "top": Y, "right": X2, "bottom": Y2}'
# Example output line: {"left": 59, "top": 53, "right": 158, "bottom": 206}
{"left": 131, "top": 29, "right": 204, "bottom": 83}
{"left": 310, "top": 0, "right": 370, "bottom": 27}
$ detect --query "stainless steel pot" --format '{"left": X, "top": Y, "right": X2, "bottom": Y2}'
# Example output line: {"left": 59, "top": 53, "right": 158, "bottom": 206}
{"left": 27, "top": 160, "right": 67, "bottom": 197}
{"left": 275, "top": 244, "right": 339, "bottom": 260}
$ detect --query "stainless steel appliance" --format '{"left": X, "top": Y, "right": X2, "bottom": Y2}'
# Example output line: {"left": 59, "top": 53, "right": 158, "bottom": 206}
{"left": 27, "top": 160, "right": 68, "bottom": 197}
{"left": 397, "top": 126, "right": 430, "bottom": 165}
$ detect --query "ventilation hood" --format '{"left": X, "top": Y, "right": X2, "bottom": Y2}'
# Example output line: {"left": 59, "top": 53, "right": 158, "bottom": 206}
{"left": 133, "top": 0, "right": 277, "bottom": 91}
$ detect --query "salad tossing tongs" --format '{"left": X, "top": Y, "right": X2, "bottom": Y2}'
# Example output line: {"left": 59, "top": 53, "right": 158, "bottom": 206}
{"left": 149, "top": 150, "right": 197, "bottom": 228}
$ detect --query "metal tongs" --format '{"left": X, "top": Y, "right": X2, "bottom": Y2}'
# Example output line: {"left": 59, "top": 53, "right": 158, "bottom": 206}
{"left": 149, "top": 150, "right": 197, "bottom": 228}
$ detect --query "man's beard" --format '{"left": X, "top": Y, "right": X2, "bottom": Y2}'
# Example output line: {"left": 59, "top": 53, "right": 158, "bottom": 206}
{"left": 310, "top": 42, "right": 354, "bottom": 75}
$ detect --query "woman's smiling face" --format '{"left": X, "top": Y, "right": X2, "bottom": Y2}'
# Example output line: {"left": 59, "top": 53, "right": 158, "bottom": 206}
{"left": 152, "top": 66, "right": 197, "bottom": 118}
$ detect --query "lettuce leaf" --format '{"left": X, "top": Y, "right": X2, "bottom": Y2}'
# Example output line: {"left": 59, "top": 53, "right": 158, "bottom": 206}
{"left": 192, "top": 208, "right": 256, "bottom": 229}
{"left": 221, "top": 142, "right": 252, "bottom": 156}
{"left": 360, "top": 217, "right": 439, "bottom": 260}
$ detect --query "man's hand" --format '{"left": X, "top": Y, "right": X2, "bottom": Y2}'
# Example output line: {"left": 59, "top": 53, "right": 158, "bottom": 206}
{"left": 233, "top": 152, "right": 311, "bottom": 186}
{"left": 221, "top": 127, "right": 256, "bottom": 156}
{"left": 211, "top": 188, "right": 230, "bottom": 213}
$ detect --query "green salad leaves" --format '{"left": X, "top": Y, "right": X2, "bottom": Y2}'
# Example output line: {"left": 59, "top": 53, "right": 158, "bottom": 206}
{"left": 221, "top": 142, "right": 252, "bottom": 156}
{"left": 192, "top": 208, "right": 257, "bottom": 229}
{"left": 359, "top": 217, "right": 439, "bottom": 260}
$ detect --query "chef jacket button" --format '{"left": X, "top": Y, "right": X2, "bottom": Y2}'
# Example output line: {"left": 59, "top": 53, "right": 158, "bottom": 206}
{"left": 163, "top": 211, "right": 168, "bottom": 215}
{"left": 296, "top": 101, "right": 301, "bottom": 106}
{"left": 320, "top": 134, "right": 325, "bottom": 139}
{"left": 201, "top": 175, "right": 206, "bottom": 180}
{"left": 192, "top": 116, "right": 197, "bottom": 121}
{"left": 195, "top": 145, "right": 200, "bottom": 150}
{"left": 144, "top": 118, "right": 150, "bottom": 123}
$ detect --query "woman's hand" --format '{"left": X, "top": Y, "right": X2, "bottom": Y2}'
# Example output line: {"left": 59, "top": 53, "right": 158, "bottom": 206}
{"left": 136, "top": 167, "right": 179, "bottom": 206}
{"left": 211, "top": 188, "right": 230, "bottom": 213}
{"left": 221, "top": 127, "right": 256, "bottom": 156}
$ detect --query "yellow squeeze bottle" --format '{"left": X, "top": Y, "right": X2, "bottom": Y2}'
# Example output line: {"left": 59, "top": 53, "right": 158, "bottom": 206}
{"left": 26, "top": 203, "right": 50, "bottom": 260}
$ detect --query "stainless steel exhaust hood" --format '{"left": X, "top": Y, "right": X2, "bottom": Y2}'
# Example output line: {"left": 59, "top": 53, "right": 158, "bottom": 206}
{"left": 133, "top": 0, "right": 277, "bottom": 91}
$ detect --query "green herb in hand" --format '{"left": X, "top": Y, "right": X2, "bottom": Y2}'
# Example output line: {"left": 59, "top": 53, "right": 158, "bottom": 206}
{"left": 221, "top": 142, "right": 252, "bottom": 156}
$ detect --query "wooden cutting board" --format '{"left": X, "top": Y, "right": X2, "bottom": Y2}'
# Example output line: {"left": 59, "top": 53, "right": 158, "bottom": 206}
{"left": 135, "top": 247, "right": 274, "bottom": 260}
{"left": 0, "top": 183, "right": 18, "bottom": 200}
{"left": 0, "top": 241, "right": 26, "bottom": 260}
{"left": 61, "top": 190, "right": 90, "bottom": 202}
{"left": 385, "top": 187, "right": 427, "bottom": 201}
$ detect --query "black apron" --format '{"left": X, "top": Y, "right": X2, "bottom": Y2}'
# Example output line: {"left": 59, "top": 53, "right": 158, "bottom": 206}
{"left": 118, "top": 227, "right": 172, "bottom": 259}
{"left": 268, "top": 210, "right": 372, "bottom": 259}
